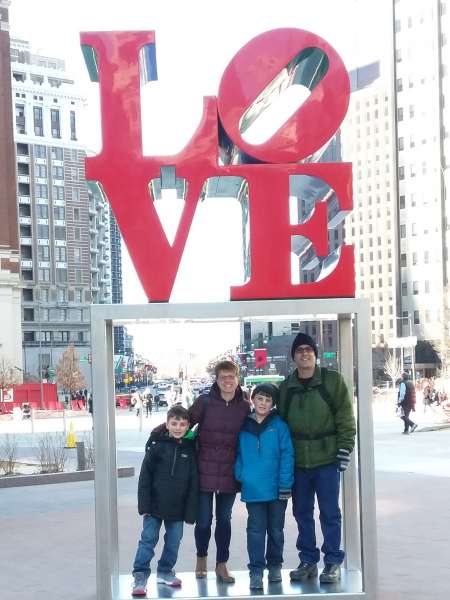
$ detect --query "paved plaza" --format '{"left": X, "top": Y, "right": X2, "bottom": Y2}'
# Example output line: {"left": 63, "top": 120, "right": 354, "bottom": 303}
{"left": 1, "top": 403, "right": 449, "bottom": 600}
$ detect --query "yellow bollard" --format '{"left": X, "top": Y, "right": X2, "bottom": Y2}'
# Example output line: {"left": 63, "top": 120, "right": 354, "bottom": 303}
{"left": 66, "top": 422, "right": 77, "bottom": 448}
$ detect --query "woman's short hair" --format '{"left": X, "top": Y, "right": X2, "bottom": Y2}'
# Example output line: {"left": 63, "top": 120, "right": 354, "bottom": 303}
{"left": 214, "top": 359, "right": 240, "bottom": 378}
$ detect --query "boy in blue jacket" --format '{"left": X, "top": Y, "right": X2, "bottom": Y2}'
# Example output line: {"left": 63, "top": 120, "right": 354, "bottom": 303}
{"left": 235, "top": 384, "right": 294, "bottom": 590}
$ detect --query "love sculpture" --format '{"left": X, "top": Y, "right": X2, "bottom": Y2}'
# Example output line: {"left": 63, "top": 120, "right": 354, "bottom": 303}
{"left": 81, "top": 28, "right": 354, "bottom": 302}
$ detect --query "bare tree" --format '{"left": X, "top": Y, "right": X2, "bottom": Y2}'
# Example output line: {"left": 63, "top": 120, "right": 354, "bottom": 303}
{"left": 56, "top": 345, "right": 86, "bottom": 397}
{"left": 384, "top": 351, "right": 402, "bottom": 394}
{"left": 0, "top": 357, "right": 20, "bottom": 402}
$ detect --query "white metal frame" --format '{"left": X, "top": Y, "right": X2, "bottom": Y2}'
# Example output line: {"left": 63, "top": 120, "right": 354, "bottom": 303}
{"left": 91, "top": 298, "right": 377, "bottom": 600}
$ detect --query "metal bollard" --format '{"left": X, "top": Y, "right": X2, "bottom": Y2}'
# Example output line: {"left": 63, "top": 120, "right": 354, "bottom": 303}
{"left": 76, "top": 441, "right": 86, "bottom": 471}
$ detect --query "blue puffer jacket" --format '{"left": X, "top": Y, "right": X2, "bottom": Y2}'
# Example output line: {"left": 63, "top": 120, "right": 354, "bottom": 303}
{"left": 235, "top": 410, "right": 294, "bottom": 503}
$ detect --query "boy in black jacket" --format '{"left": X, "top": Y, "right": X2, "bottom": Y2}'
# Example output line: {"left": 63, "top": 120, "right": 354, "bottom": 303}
{"left": 132, "top": 405, "right": 198, "bottom": 596}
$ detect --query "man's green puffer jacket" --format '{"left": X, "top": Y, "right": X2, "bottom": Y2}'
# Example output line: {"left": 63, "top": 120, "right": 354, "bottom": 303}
{"left": 277, "top": 366, "right": 356, "bottom": 469}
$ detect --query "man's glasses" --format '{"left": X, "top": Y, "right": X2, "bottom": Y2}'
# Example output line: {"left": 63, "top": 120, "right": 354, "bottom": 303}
{"left": 295, "top": 346, "right": 314, "bottom": 355}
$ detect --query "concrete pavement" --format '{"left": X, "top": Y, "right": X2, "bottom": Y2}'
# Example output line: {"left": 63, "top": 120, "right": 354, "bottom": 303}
{"left": 1, "top": 405, "right": 450, "bottom": 600}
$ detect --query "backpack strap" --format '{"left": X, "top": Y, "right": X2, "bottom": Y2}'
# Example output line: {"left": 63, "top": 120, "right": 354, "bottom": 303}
{"left": 282, "top": 367, "right": 336, "bottom": 420}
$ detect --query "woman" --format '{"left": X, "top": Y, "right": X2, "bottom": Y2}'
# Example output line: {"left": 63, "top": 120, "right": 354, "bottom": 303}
{"left": 188, "top": 359, "right": 250, "bottom": 583}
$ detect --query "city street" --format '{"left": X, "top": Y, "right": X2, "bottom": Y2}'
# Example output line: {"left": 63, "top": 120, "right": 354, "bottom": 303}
{"left": 1, "top": 404, "right": 449, "bottom": 600}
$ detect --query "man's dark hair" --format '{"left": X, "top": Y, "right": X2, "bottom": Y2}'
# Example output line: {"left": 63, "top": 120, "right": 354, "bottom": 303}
{"left": 166, "top": 405, "right": 189, "bottom": 422}
{"left": 214, "top": 359, "right": 240, "bottom": 378}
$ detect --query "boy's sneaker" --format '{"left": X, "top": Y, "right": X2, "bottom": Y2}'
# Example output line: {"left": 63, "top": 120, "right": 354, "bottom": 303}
{"left": 319, "top": 564, "right": 341, "bottom": 583}
{"left": 132, "top": 572, "right": 148, "bottom": 597}
{"left": 249, "top": 573, "right": 263, "bottom": 590}
{"left": 289, "top": 562, "right": 318, "bottom": 581}
{"left": 268, "top": 566, "right": 282, "bottom": 582}
{"left": 157, "top": 571, "right": 182, "bottom": 587}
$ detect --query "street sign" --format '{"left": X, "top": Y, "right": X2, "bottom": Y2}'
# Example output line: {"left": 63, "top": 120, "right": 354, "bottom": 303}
{"left": 387, "top": 336, "right": 417, "bottom": 348}
{"left": 323, "top": 351, "right": 336, "bottom": 358}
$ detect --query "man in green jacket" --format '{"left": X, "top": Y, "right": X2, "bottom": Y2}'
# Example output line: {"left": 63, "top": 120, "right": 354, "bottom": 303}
{"left": 277, "top": 333, "right": 356, "bottom": 584}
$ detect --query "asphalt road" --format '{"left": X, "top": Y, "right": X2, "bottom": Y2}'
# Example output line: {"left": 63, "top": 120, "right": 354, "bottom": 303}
{"left": 1, "top": 405, "right": 449, "bottom": 600}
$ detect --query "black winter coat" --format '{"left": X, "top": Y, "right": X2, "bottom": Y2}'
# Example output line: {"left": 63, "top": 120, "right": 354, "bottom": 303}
{"left": 138, "top": 430, "right": 198, "bottom": 523}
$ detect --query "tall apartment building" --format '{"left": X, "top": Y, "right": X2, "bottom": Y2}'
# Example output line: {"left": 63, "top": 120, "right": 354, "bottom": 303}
{"left": 0, "top": 1, "right": 22, "bottom": 374}
{"left": 341, "top": 62, "right": 398, "bottom": 348}
{"left": 391, "top": 0, "right": 450, "bottom": 346}
{"left": 11, "top": 39, "right": 111, "bottom": 385}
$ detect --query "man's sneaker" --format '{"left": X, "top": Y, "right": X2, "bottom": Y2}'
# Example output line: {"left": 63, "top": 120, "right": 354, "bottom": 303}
{"left": 289, "top": 562, "right": 318, "bottom": 581}
{"left": 249, "top": 573, "right": 263, "bottom": 590}
{"left": 410, "top": 424, "right": 418, "bottom": 433}
{"left": 268, "top": 566, "right": 282, "bottom": 582}
{"left": 132, "top": 572, "right": 148, "bottom": 597}
{"left": 319, "top": 564, "right": 341, "bottom": 583}
{"left": 157, "top": 571, "right": 182, "bottom": 587}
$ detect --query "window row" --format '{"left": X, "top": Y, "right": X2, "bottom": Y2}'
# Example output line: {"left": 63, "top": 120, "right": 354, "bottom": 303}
{"left": 401, "top": 280, "right": 431, "bottom": 296}
{"left": 23, "top": 330, "right": 88, "bottom": 343}
{"left": 15, "top": 103, "right": 77, "bottom": 140}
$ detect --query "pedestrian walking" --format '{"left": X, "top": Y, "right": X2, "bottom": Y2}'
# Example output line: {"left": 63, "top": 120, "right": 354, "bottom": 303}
{"left": 278, "top": 333, "right": 356, "bottom": 584}
{"left": 397, "top": 372, "right": 418, "bottom": 434}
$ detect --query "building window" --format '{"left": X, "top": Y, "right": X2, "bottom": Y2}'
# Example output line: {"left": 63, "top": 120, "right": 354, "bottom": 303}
{"left": 414, "top": 311, "right": 420, "bottom": 325}
{"left": 400, "top": 195, "right": 405, "bottom": 208}
{"left": 72, "top": 188, "right": 80, "bottom": 202}
{"left": 57, "top": 287, "right": 67, "bottom": 302}
{"left": 74, "top": 247, "right": 82, "bottom": 263}
{"left": 425, "top": 280, "right": 430, "bottom": 293}
{"left": 40, "top": 288, "right": 49, "bottom": 302}
{"left": 35, "top": 164, "right": 47, "bottom": 178}
{"left": 73, "top": 207, "right": 80, "bottom": 221}
{"left": 74, "top": 288, "right": 83, "bottom": 303}
{"left": 35, "top": 183, "right": 48, "bottom": 198}
{"left": 400, "top": 224, "right": 406, "bottom": 238}
{"left": 23, "top": 307, "right": 34, "bottom": 322}
{"left": 23, "top": 331, "right": 35, "bottom": 342}
{"left": 397, "top": 107, "right": 403, "bottom": 121}
{"left": 50, "top": 109, "right": 61, "bottom": 138}
{"left": 52, "top": 165, "right": 64, "bottom": 179}
{"left": 38, "top": 268, "right": 50, "bottom": 282}
{"left": 401, "top": 282, "right": 407, "bottom": 296}
{"left": 424, "top": 251, "right": 429, "bottom": 264}
{"left": 74, "top": 227, "right": 81, "bottom": 241}
{"left": 15, "top": 103, "right": 26, "bottom": 134}
{"left": 34, "top": 144, "right": 46, "bottom": 158}
{"left": 55, "top": 246, "right": 67, "bottom": 262}
{"left": 53, "top": 206, "right": 65, "bottom": 220}
{"left": 40, "top": 308, "right": 49, "bottom": 321}
{"left": 38, "top": 245, "right": 50, "bottom": 260}
{"left": 413, "top": 281, "right": 419, "bottom": 295}
{"left": 56, "top": 268, "right": 67, "bottom": 283}
{"left": 22, "top": 288, "right": 33, "bottom": 302}
{"left": 53, "top": 185, "right": 65, "bottom": 200}
{"left": 75, "top": 269, "right": 82, "bottom": 284}
{"left": 400, "top": 253, "right": 407, "bottom": 267}
{"left": 412, "top": 252, "right": 418, "bottom": 265}
{"left": 398, "top": 137, "right": 404, "bottom": 151}
{"left": 54, "top": 226, "right": 66, "bottom": 240}
{"left": 51, "top": 147, "right": 63, "bottom": 161}
{"left": 33, "top": 106, "right": 43, "bottom": 136}
{"left": 36, "top": 204, "right": 49, "bottom": 219}
{"left": 399, "top": 166, "right": 405, "bottom": 180}
{"left": 70, "top": 110, "right": 77, "bottom": 141}
{"left": 37, "top": 224, "right": 49, "bottom": 238}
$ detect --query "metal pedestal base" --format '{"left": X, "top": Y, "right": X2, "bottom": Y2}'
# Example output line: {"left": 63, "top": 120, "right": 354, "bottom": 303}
{"left": 120, "top": 569, "right": 363, "bottom": 599}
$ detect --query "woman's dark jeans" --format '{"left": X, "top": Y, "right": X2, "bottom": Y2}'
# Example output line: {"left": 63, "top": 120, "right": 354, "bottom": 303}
{"left": 194, "top": 491, "right": 236, "bottom": 563}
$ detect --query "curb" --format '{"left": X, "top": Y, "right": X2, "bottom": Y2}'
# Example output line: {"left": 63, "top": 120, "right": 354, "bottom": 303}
{"left": 417, "top": 422, "right": 450, "bottom": 433}
{"left": 0, "top": 466, "right": 134, "bottom": 488}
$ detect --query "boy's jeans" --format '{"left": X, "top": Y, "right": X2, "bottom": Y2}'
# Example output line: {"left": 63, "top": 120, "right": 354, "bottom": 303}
{"left": 133, "top": 515, "right": 184, "bottom": 577}
{"left": 292, "top": 464, "right": 344, "bottom": 566}
{"left": 194, "top": 492, "right": 236, "bottom": 563}
{"left": 246, "top": 500, "right": 287, "bottom": 575}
